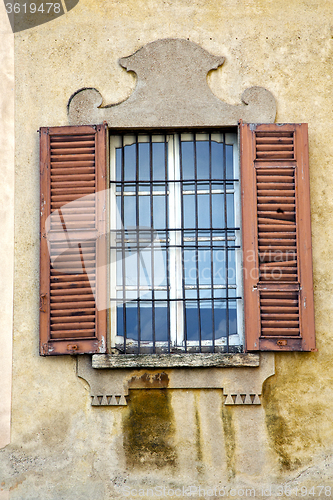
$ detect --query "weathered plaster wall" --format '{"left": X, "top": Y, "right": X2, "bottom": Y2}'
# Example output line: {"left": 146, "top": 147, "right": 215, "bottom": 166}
{"left": 1, "top": 0, "right": 333, "bottom": 498}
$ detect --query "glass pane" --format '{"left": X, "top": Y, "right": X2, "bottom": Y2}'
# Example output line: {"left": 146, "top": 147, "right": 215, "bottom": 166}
{"left": 185, "top": 302, "right": 199, "bottom": 341}
{"left": 199, "top": 288, "right": 211, "bottom": 299}
{"left": 124, "top": 143, "right": 136, "bottom": 181}
{"left": 139, "top": 250, "right": 152, "bottom": 287}
{"left": 185, "top": 290, "right": 196, "bottom": 300}
{"left": 155, "top": 304, "right": 168, "bottom": 341}
{"left": 213, "top": 287, "right": 226, "bottom": 299}
{"left": 153, "top": 195, "right": 166, "bottom": 229}
{"left": 227, "top": 250, "right": 236, "bottom": 285}
{"left": 213, "top": 250, "right": 226, "bottom": 285}
{"left": 226, "top": 193, "right": 235, "bottom": 228}
{"left": 214, "top": 302, "right": 227, "bottom": 339}
{"left": 139, "top": 195, "right": 150, "bottom": 227}
{"left": 198, "top": 249, "right": 211, "bottom": 285}
{"left": 211, "top": 141, "right": 223, "bottom": 179}
{"left": 212, "top": 192, "right": 224, "bottom": 228}
{"left": 139, "top": 142, "right": 150, "bottom": 181}
{"left": 228, "top": 300, "right": 238, "bottom": 336}
{"left": 116, "top": 250, "right": 123, "bottom": 287}
{"left": 125, "top": 303, "right": 138, "bottom": 340}
{"left": 154, "top": 249, "right": 167, "bottom": 287}
{"left": 123, "top": 196, "right": 136, "bottom": 228}
{"left": 200, "top": 301, "right": 213, "bottom": 341}
{"left": 184, "top": 250, "right": 196, "bottom": 285}
{"left": 226, "top": 144, "right": 234, "bottom": 179}
{"left": 116, "top": 148, "right": 122, "bottom": 190}
{"left": 183, "top": 193, "right": 195, "bottom": 228}
{"left": 196, "top": 141, "right": 210, "bottom": 180}
{"left": 198, "top": 194, "right": 210, "bottom": 229}
{"left": 140, "top": 305, "right": 153, "bottom": 341}
{"left": 124, "top": 249, "right": 137, "bottom": 287}
{"left": 152, "top": 142, "right": 165, "bottom": 181}
{"left": 117, "top": 304, "right": 124, "bottom": 337}
{"left": 181, "top": 141, "right": 195, "bottom": 179}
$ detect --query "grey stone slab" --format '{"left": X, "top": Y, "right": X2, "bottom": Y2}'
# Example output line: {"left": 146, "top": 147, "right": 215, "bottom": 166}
{"left": 92, "top": 353, "right": 260, "bottom": 369}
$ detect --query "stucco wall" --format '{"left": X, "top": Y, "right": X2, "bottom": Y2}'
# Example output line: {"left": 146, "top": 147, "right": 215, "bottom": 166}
{"left": 1, "top": 0, "right": 333, "bottom": 498}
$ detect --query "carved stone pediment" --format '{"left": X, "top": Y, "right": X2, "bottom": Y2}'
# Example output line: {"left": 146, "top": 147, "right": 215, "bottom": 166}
{"left": 68, "top": 38, "right": 276, "bottom": 128}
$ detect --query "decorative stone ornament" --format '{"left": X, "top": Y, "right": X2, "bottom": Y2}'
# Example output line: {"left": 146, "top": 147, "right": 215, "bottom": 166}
{"left": 77, "top": 354, "right": 275, "bottom": 407}
{"left": 68, "top": 38, "right": 276, "bottom": 127}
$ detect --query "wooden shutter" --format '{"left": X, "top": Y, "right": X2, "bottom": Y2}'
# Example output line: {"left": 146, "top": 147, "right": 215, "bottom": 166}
{"left": 240, "top": 123, "right": 315, "bottom": 351}
{"left": 40, "top": 124, "right": 108, "bottom": 355}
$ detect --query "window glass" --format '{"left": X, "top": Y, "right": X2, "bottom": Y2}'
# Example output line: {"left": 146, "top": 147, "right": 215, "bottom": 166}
{"left": 110, "top": 132, "right": 243, "bottom": 353}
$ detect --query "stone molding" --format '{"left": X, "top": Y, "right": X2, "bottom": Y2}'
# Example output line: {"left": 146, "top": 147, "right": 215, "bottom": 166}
{"left": 68, "top": 38, "right": 276, "bottom": 128}
{"left": 77, "top": 354, "right": 275, "bottom": 407}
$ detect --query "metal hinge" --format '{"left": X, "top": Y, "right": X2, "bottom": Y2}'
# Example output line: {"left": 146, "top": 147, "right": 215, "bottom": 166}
{"left": 39, "top": 293, "right": 47, "bottom": 313}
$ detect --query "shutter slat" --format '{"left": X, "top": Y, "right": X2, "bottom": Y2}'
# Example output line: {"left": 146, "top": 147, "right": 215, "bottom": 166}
{"left": 40, "top": 124, "right": 107, "bottom": 355}
{"left": 50, "top": 331, "right": 96, "bottom": 339}
{"left": 241, "top": 123, "right": 315, "bottom": 352}
{"left": 51, "top": 141, "right": 95, "bottom": 148}
{"left": 51, "top": 304, "right": 95, "bottom": 317}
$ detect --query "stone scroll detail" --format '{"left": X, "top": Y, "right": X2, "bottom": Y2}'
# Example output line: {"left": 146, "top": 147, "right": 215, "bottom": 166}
{"left": 77, "top": 354, "right": 275, "bottom": 407}
{"left": 68, "top": 38, "right": 276, "bottom": 128}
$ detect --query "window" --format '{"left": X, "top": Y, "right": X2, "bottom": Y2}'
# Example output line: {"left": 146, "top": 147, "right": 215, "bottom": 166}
{"left": 39, "top": 123, "right": 315, "bottom": 356}
{"left": 109, "top": 132, "right": 243, "bottom": 354}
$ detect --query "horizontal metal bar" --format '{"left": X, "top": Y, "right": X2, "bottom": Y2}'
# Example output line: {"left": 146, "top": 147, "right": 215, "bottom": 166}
{"left": 110, "top": 297, "right": 242, "bottom": 304}
{"left": 110, "top": 178, "right": 239, "bottom": 184}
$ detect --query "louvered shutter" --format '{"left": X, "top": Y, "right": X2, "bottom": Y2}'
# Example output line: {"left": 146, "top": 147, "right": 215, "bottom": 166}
{"left": 40, "top": 124, "right": 108, "bottom": 355}
{"left": 240, "top": 123, "right": 315, "bottom": 352}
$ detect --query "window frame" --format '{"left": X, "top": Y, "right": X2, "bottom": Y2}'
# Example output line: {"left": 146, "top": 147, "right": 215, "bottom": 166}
{"left": 39, "top": 122, "right": 316, "bottom": 356}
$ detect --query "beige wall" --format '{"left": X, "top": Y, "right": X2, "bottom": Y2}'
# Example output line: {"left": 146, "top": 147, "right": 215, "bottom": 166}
{"left": 1, "top": 0, "right": 333, "bottom": 498}
{"left": 0, "top": 0, "right": 14, "bottom": 458}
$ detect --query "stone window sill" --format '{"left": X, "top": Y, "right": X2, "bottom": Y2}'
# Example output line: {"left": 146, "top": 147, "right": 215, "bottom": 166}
{"left": 91, "top": 353, "right": 260, "bottom": 369}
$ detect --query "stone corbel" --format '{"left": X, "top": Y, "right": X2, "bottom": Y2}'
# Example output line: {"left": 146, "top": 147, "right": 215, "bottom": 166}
{"left": 68, "top": 38, "right": 276, "bottom": 128}
{"left": 77, "top": 354, "right": 275, "bottom": 407}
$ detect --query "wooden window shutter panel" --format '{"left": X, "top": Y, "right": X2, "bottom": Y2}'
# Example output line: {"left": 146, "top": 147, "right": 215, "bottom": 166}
{"left": 240, "top": 123, "right": 315, "bottom": 352}
{"left": 40, "top": 124, "right": 108, "bottom": 355}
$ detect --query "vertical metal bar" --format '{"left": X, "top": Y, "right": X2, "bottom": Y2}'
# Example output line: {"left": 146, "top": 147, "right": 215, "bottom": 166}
{"left": 209, "top": 134, "right": 215, "bottom": 352}
{"left": 135, "top": 134, "right": 141, "bottom": 353}
{"left": 179, "top": 135, "right": 187, "bottom": 352}
{"left": 223, "top": 133, "right": 229, "bottom": 353}
{"left": 121, "top": 134, "right": 127, "bottom": 353}
{"left": 165, "top": 137, "right": 171, "bottom": 353}
{"left": 150, "top": 134, "right": 156, "bottom": 352}
{"left": 194, "top": 134, "right": 201, "bottom": 352}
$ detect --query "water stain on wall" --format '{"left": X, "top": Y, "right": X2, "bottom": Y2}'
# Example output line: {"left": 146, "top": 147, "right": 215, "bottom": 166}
{"left": 221, "top": 404, "right": 236, "bottom": 479}
{"left": 262, "top": 354, "right": 325, "bottom": 472}
{"left": 122, "top": 378, "right": 176, "bottom": 469}
{"left": 194, "top": 394, "right": 204, "bottom": 476}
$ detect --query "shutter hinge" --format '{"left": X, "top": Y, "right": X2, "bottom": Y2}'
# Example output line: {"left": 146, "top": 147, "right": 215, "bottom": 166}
{"left": 39, "top": 293, "right": 47, "bottom": 312}
{"left": 41, "top": 343, "right": 49, "bottom": 355}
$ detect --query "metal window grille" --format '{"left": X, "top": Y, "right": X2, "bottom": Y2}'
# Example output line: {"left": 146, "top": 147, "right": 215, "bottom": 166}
{"left": 110, "top": 132, "right": 243, "bottom": 354}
